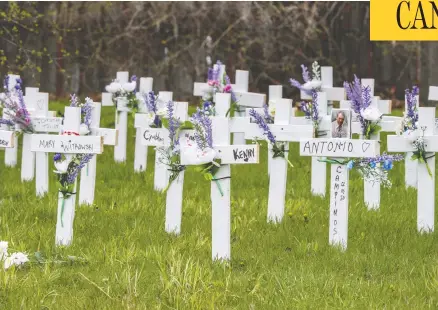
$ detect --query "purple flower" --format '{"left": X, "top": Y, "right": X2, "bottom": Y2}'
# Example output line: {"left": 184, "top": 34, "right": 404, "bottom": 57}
{"left": 67, "top": 153, "right": 94, "bottom": 184}
{"left": 53, "top": 153, "right": 62, "bottom": 162}
{"left": 405, "top": 86, "right": 419, "bottom": 127}
{"left": 191, "top": 110, "right": 213, "bottom": 149}
{"left": 131, "top": 75, "right": 137, "bottom": 82}
{"left": 344, "top": 75, "right": 363, "bottom": 114}
{"left": 144, "top": 91, "right": 157, "bottom": 114}
{"left": 369, "top": 161, "right": 376, "bottom": 168}
{"left": 3, "top": 75, "right": 9, "bottom": 91}
{"left": 301, "top": 64, "right": 310, "bottom": 83}
{"left": 358, "top": 153, "right": 404, "bottom": 165}
{"left": 263, "top": 104, "right": 274, "bottom": 124}
{"left": 0, "top": 118, "right": 14, "bottom": 126}
{"left": 167, "top": 100, "right": 180, "bottom": 147}
{"left": 311, "top": 91, "right": 319, "bottom": 123}
{"left": 81, "top": 99, "right": 93, "bottom": 127}
{"left": 70, "top": 94, "right": 79, "bottom": 107}
{"left": 248, "top": 108, "right": 276, "bottom": 145}
{"left": 362, "top": 86, "right": 372, "bottom": 110}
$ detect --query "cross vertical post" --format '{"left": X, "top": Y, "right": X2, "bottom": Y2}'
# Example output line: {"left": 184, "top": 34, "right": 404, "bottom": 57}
{"left": 113, "top": 71, "right": 130, "bottom": 163}
{"left": 134, "top": 77, "right": 153, "bottom": 172}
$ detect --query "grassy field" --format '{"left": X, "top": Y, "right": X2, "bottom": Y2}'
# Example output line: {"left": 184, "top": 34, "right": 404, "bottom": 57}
{"left": 1, "top": 101, "right": 438, "bottom": 309}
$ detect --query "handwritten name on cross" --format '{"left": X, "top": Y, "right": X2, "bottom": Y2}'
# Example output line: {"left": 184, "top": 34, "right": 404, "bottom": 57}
{"left": 300, "top": 138, "right": 379, "bottom": 250}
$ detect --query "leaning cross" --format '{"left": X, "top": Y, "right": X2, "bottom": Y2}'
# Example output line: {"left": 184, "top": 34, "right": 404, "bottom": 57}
{"left": 387, "top": 107, "right": 438, "bottom": 233}
{"left": 30, "top": 106, "right": 104, "bottom": 246}
{"left": 300, "top": 137, "right": 379, "bottom": 250}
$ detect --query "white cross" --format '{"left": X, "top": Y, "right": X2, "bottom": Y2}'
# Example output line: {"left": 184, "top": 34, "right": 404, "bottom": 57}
{"left": 244, "top": 98, "right": 314, "bottom": 223}
{"left": 179, "top": 93, "right": 259, "bottom": 261}
{"left": 79, "top": 101, "right": 118, "bottom": 205}
{"left": 193, "top": 65, "right": 266, "bottom": 143}
{"left": 0, "top": 130, "right": 15, "bottom": 148}
{"left": 30, "top": 106, "right": 104, "bottom": 246}
{"left": 137, "top": 101, "right": 190, "bottom": 234}
{"left": 1, "top": 74, "right": 22, "bottom": 168}
{"left": 230, "top": 70, "right": 266, "bottom": 144}
{"left": 300, "top": 136, "right": 379, "bottom": 250}
{"left": 21, "top": 88, "right": 63, "bottom": 189}
{"left": 295, "top": 86, "right": 338, "bottom": 197}
{"left": 387, "top": 107, "right": 438, "bottom": 233}
{"left": 345, "top": 97, "right": 399, "bottom": 210}
{"left": 112, "top": 71, "right": 130, "bottom": 163}
{"left": 133, "top": 77, "right": 154, "bottom": 172}
{"left": 136, "top": 91, "right": 174, "bottom": 191}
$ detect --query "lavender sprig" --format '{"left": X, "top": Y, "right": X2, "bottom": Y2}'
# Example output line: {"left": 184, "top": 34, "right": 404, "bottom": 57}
{"left": 82, "top": 98, "right": 93, "bottom": 127}
{"left": 263, "top": 104, "right": 274, "bottom": 124}
{"left": 66, "top": 154, "right": 94, "bottom": 184}
{"left": 144, "top": 91, "right": 157, "bottom": 114}
{"left": 301, "top": 64, "right": 310, "bottom": 83}
{"left": 343, "top": 75, "right": 363, "bottom": 114}
{"left": 248, "top": 108, "right": 276, "bottom": 144}
{"left": 405, "top": 86, "right": 419, "bottom": 127}
{"left": 0, "top": 119, "right": 14, "bottom": 126}
{"left": 362, "top": 85, "right": 372, "bottom": 110}
{"left": 70, "top": 94, "right": 79, "bottom": 107}
{"left": 191, "top": 109, "right": 213, "bottom": 149}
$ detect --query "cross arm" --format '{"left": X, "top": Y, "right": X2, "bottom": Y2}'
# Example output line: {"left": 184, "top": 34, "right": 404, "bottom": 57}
{"left": 31, "top": 117, "right": 63, "bottom": 133}
{"left": 90, "top": 128, "right": 118, "bottom": 146}
{"left": 387, "top": 135, "right": 438, "bottom": 152}
{"left": 429, "top": 86, "right": 438, "bottom": 101}
{"left": 244, "top": 123, "right": 314, "bottom": 142}
{"left": 0, "top": 130, "right": 15, "bottom": 148}
{"left": 233, "top": 91, "right": 266, "bottom": 108}
{"left": 300, "top": 138, "right": 379, "bottom": 158}
{"left": 351, "top": 119, "right": 400, "bottom": 134}
{"left": 30, "top": 134, "right": 104, "bottom": 154}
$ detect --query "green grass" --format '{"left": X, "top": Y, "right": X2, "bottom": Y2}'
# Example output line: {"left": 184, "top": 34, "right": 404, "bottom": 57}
{"left": 1, "top": 102, "right": 438, "bottom": 309}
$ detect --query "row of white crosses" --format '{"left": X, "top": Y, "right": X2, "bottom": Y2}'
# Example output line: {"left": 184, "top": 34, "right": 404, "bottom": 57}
{"left": 30, "top": 106, "right": 105, "bottom": 246}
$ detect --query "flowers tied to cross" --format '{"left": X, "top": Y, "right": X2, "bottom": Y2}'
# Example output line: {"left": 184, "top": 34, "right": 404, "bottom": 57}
{"left": 397, "top": 86, "right": 419, "bottom": 135}
{"left": 411, "top": 127, "right": 433, "bottom": 177}
{"left": 249, "top": 108, "right": 293, "bottom": 168}
{"left": 142, "top": 91, "right": 168, "bottom": 128}
{"left": 344, "top": 75, "right": 383, "bottom": 139}
{"left": 289, "top": 61, "right": 323, "bottom": 97}
{"left": 69, "top": 94, "right": 93, "bottom": 136}
{"left": 0, "top": 75, "right": 34, "bottom": 134}
{"left": 321, "top": 153, "right": 404, "bottom": 188}
{"left": 105, "top": 75, "right": 140, "bottom": 113}
{"left": 290, "top": 61, "right": 322, "bottom": 137}
{"left": 0, "top": 241, "right": 29, "bottom": 270}
{"left": 201, "top": 60, "right": 238, "bottom": 117}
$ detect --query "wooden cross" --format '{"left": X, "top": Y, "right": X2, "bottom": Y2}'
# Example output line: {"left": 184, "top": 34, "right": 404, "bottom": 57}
{"left": 179, "top": 93, "right": 259, "bottom": 261}
{"left": 387, "top": 107, "right": 438, "bottom": 233}
{"left": 244, "top": 98, "right": 314, "bottom": 223}
{"left": 78, "top": 101, "right": 118, "bottom": 205}
{"left": 300, "top": 137, "right": 379, "bottom": 250}
{"left": 30, "top": 106, "right": 104, "bottom": 246}
{"left": 133, "top": 77, "right": 154, "bottom": 172}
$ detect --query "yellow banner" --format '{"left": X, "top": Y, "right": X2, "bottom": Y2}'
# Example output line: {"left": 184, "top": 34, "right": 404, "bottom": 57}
{"left": 370, "top": 0, "right": 438, "bottom": 41}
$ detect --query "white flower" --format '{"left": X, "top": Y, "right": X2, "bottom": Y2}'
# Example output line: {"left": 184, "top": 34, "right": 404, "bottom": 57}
{"left": 54, "top": 160, "right": 69, "bottom": 174}
{"left": 360, "top": 105, "right": 382, "bottom": 121}
{"left": 301, "top": 80, "right": 322, "bottom": 91}
{"left": 122, "top": 81, "right": 136, "bottom": 93}
{"left": 183, "top": 147, "right": 216, "bottom": 165}
{"left": 0, "top": 241, "right": 8, "bottom": 261}
{"left": 4, "top": 252, "right": 29, "bottom": 270}
{"left": 403, "top": 129, "right": 418, "bottom": 142}
{"left": 268, "top": 100, "right": 276, "bottom": 116}
{"left": 206, "top": 56, "right": 212, "bottom": 65}
{"left": 156, "top": 107, "right": 167, "bottom": 117}
{"left": 105, "top": 82, "right": 122, "bottom": 93}
{"left": 79, "top": 123, "right": 90, "bottom": 136}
